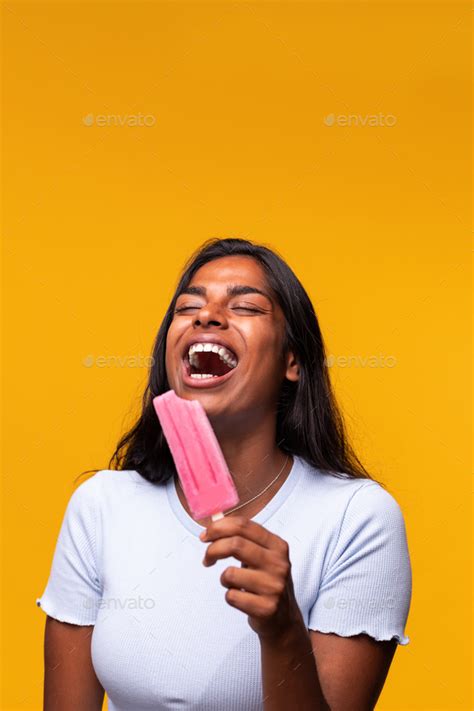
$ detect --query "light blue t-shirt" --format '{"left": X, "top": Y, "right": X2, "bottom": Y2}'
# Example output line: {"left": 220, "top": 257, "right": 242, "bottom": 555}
{"left": 36, "top": 455, "right": 412, "bottom": 710}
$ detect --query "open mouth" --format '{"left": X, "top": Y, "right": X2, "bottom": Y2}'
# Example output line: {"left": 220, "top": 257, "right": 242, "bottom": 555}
{"left": 183, "top": 342, "right": 238, "bottom": 380}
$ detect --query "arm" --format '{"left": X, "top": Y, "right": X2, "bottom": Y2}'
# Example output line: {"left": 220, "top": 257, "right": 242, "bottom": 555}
{"left": 309, "top": 629, "right": 397, "bottom": 709}
{"left": 201, "top": 485, "right": 410, "bottom": 710}
{"left": 260, "top": 616, "right": 329, "bottom": 710}
{"left": 44, "top": 616, "right": 105, "bottom": 711}
{"left": 260, "top": 620, "right": 397, "bottom": 710}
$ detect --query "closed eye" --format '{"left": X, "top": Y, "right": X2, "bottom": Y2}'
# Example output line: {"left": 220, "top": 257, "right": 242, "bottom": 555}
{"left": 174, "top": 305, "right": 262, "bottom": 313}
{"left": 174, "top": 305, "right": 201, "bottom": 313}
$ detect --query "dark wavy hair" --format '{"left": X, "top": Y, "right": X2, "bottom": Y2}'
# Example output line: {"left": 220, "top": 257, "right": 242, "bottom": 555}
{"left": 77, "top": 238, "right": 383, "bottom": 488}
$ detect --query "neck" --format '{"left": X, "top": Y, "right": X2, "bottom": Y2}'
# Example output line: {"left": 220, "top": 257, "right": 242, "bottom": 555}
{"left": 174, "top": 411, "right": 292, "bottom": 527}
{"left": 212, "top": 406, "right": 288, "bottom": 500}
{"left": 217, "top": 432, "right": 287, "bottom": 501}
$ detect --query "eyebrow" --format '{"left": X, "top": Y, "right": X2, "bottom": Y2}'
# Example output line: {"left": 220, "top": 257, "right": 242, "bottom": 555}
{"left": 178, "top": 284, "right": 274, "bottom": 303}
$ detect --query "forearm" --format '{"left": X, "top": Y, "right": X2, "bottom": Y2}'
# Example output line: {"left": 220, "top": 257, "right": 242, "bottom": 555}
{"left": 260, "top": 619, "right": 330, "bottom": 711}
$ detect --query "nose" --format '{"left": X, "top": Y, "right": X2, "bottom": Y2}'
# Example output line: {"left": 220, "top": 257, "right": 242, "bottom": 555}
{"left": 193, "top": 302, "right": 228, "bottom": 328}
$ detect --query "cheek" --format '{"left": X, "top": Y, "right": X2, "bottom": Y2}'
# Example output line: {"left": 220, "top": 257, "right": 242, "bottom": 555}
{"left": 249, "top": 343, "right": 281, "bottom": 379}
{"left": 164, "top": 324, "right": 181, "bottom": 368}
{"left": 249, "top": 334, "right": 286, "bottom": 379}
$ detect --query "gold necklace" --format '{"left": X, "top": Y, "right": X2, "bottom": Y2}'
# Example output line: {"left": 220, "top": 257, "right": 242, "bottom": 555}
{"left": 176, "top": 455, "right": 290, "bottom": 516}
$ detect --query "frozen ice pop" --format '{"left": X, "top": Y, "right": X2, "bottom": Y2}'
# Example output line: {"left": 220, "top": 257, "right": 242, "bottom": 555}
{"left": 153, "top": 389, "right": 239, "bottom": 521}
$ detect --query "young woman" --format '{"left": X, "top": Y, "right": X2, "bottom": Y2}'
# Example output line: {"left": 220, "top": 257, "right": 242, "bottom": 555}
{"left": 37, "top": 238, "right": 412, "bottom": 710}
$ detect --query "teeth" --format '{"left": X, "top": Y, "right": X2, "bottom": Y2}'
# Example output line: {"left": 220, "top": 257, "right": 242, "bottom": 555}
{"left": 188, "top": 342, "right": 238, "bottom": 369}
{"left": 190, "top": 373, "right": 218, "bottom": 379}
{"left": 220, "top": 351, "right": 237, "bottom": 368}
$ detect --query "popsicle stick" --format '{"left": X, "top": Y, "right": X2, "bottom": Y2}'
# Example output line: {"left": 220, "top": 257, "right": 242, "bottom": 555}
{"left": 211, "top": 512, "right": 225, "bottom": 521}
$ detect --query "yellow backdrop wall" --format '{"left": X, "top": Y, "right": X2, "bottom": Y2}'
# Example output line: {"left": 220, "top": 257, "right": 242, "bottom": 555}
{"left": 3, "top": 1, "right": 471, "bottom": 709}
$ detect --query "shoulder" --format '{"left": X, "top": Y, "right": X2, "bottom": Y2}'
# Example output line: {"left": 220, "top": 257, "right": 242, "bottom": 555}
{"left": 328, "top": 480, "right": 410, "bottom": 572}
{"left": 68, "top": 469, "right": 144, "bottom": 509}
{"left": 340, "top": 481, "right": 408, "bottom": 537}
{"left": 295, "top": 458, "right": 408, "bottom": 540}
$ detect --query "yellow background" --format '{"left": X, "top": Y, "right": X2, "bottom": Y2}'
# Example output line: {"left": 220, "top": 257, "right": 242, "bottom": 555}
{"left": 2, "top": 1, "right": 471, "bottom": 709}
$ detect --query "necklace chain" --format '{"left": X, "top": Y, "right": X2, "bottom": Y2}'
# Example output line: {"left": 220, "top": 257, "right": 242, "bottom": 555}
{"left": 176, "top": 455, "right": 289, "bottom": 517}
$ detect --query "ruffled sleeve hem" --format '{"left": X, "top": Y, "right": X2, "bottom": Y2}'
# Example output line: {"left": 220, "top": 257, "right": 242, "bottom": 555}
{"left": 308, "top": 624, "right": 410, "bottom": 646}
{"left": 36, "top": 594, "right": 97, "bottom": 626}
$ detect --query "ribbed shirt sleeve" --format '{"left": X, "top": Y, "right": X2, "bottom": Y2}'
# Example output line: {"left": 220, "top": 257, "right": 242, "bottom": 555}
{"left": 36, "top": 475, "right": 103, "bottom": 625}
{"left": 308, "top": 482, "right": 412, "bottom": 645}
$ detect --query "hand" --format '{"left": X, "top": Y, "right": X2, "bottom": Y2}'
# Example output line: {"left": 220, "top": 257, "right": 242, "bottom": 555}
{"left": 199, "top": 515, "right": 303, "bottom": 641}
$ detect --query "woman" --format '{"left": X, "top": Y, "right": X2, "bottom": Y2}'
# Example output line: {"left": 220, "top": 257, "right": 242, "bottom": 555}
{"left": 36, "top": 238, "right": 412, "bottom": 710}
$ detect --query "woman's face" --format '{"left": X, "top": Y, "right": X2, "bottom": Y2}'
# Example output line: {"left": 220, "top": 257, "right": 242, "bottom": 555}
{"left": 165, "top": 255, "right": 299, "bottom": 428}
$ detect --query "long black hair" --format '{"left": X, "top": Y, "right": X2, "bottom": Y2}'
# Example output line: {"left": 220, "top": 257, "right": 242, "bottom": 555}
{"left": 77, "top": 238, "right": 383, "bottom": 488}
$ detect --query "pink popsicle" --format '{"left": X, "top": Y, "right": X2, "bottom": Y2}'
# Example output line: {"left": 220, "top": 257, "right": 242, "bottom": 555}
{"left": 153, "top": 389, "right": 239, "bottom": 521}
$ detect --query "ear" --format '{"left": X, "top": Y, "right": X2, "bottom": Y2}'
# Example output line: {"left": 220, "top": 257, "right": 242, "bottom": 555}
{"left": 284, "top": 350, "right": 300, "bottom": 382}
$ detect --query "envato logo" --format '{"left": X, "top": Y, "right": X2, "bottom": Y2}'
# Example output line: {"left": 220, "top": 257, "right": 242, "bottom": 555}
{"left": 83, "top": 113, "right": 156, "bottom": 127}
{"left": 325, "top": 354, "right": 397, "bottom": 368}
{"left": 324, "top": 113, "right": 397, "bottom": 127}
{"left": 83, "top": 595, "right": 156, "bottom": 610}
{"left": 322, "top": 595, "right": 396, "bottom": 611}
{"left": 83, "top": 354, "right": 155, "bottom": 368}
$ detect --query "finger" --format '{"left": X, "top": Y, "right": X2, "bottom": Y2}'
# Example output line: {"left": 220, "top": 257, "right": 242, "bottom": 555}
{"left": 201, "top": 516, "right": 280, "bottom": 551}
{"left": 203, "top": 536, "right": 271, "bottom": 569}
{"left": 224, "top": 588, "right": 277, "bottom": 618}
{"left": 220, "top": 566, "right": 284, "bottom": 596}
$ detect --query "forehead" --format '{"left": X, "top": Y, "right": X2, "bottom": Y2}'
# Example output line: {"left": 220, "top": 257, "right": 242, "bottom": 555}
{"left": 190, "top": 255, "right": 268, "bottom": 286}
